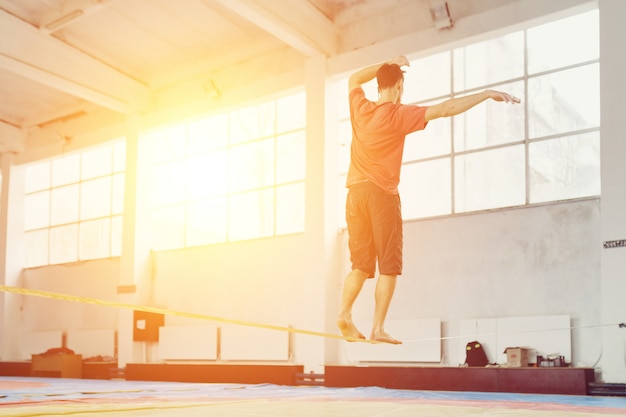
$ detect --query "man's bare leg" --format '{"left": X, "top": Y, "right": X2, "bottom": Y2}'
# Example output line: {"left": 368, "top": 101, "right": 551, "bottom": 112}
{"left": 337, "top": 269, "right": 368, "bottom": 340}
{"left": 370, "top": 274, "right": 402, "bottom": 344}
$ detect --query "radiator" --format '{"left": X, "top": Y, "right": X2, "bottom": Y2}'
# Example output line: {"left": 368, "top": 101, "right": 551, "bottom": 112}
{"left": 158, "top": 325, "right": 218, "bottom": 361}
{"left": 220, "top": 324, "right": 290, "bottom": 361}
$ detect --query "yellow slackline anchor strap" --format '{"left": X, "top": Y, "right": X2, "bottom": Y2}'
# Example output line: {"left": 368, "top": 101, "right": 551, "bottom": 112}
{"left": 4, "top": 285, "right": 617, "bottom": 345}
{"left": 0, "top": 285, "right": 377, "bottom": 344}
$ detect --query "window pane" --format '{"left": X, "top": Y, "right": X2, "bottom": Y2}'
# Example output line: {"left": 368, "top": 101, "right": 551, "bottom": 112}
{"left": 153, "top": 159, "right": 187, "bottom": 206}
{"left": 148, "top": 91, "right": 306, "bottom": 250}
{"left": 276, "top": 183, "right": 305, "bottom": 235}
{"left": 81, "top": 177, "right": 111, "bottom": 220}
{"left": 338, "top": 174, "right": 348, "bottom": 229}
{"left": 49, "top": 224, "right": 78, "bottom": 264}
{"left": 229, "top": 189, "right": 274, "bottom": 241}
{"left": 23, "top": 140, "right": 123, "bottom": 267}
{"left": 152, "top": 205, "right": 185, "bottom": 251}
{"left": 25, "top": 161, "right": 50, "bottom": 193}
{"left": 50, "top": 184, "right": 79, "bottom": 226}
{"left": 399, "top": 159, "right": 451, "bottom": 219}
{"left": 79, "top": 218, "right": 110, "bottom": 260}
{"left": 529, "top": 132, "right": 600, "bottom": 203}
{"left": 405, "top": 52, "right": 451, "bottom": 102}
{"left": 229, "top": 139, "right": 274, "bottom": 193}
{"left": 113, "top": 140, "right": 126, "bottom": 172}
{"left": 188, "top": 114, "right": 228, "bottom": 153}
{"left": 187, "top": 151, "right": 228, "bottom": 200}
{"left": 455, "top": 145, "right": 525, "bottom": 212}
{"left": 453, "top": 32, "right": 524, "bottom": 91}
{"left": 454, "top": 81, "right": 525, "bottom": 152}
{"left": 111, "top": 215, "right": 123, "bottom": 257}
{"left": 82, "top": 146, "right": 112, "bottom": 180}
{"left": 404, "top": 115, "right": 451, "bottom": 161}
{"left": 24, "top": 191, "right": 50, "bottom": 230}
{"left": 51, "top": 154, "right": 80, "bottom": 187}
{"left": 24, "top": 229, "right": 48, "bottom": 267}
{"left": 277, "top": 91, "right": 306, "bottom": 133}
{"left": 336, "top": 9, "right": 600, "bottom": 227}
{"left": 528, "top": 10, "right": 599, "bottom": 74}
{"left": 338, "top": 120, "right": 351, "bottom": 174}
{"left": 112, "top": 173, "right": 125, "bottom": 215}
{"left": 276, "top": 131, "right": 305, "bottom": 184}
{"left": 361, "top": 79, "right": 378, "bottom": 102}
{"left": 334, "top": 78, "right": 350, "bottom": 120}
{"left": 186, "top": 197, "right": 228, "bottom": 246}
{"left": 230, "top": 102, "right": 275, "bottom": 144}
{"left": 528, "top": 64, "right": 599, "bottom": 138}
{"left": 151, "top": 125, "right": 187, "bottom": 163}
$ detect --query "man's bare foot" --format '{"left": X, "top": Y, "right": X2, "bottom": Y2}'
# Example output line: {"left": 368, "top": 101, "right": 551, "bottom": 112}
{"left": 337, "top": 317, "right": 365, "bottom": 341}
{"left": 370, "top": 331, "right": 402, "bottom": 345}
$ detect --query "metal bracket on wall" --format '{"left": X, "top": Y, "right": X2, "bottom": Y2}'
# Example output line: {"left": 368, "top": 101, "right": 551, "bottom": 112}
{"left": 603, "top": 239, "right": 626, "bottom": 249}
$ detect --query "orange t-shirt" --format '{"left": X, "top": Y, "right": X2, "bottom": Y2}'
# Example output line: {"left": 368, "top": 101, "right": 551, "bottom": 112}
{"left": 346, "top": 88, "right": 429, "bottom": 194}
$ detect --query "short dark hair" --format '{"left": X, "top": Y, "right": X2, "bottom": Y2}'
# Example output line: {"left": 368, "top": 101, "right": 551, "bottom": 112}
{"left": 376, "top": 63, "right": 405, "bottom": 89}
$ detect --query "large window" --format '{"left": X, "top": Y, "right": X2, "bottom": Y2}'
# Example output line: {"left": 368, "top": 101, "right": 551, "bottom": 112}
{"left": 337, "top": 9, "right": 599, "bottom": 223}
{"left": 147, "top": 90, "right": 306, "bottom": 251}
{"left": 23, "top": 140, "right": 126, "bottom": 267}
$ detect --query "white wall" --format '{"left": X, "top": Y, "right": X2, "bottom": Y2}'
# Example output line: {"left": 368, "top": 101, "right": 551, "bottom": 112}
{"left": 149, "top": 234, "right": 331, "bottom": 371}
{"left": 21, "top": 259, "right": 120, "bottom": 334}
{"left": 338, "top": 199, "right": 601, "bottom": 367}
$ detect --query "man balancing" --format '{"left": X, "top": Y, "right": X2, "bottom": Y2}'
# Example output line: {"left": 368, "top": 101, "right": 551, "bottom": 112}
{"left": 338, "top": 55, "right": 520, "bottom": 344}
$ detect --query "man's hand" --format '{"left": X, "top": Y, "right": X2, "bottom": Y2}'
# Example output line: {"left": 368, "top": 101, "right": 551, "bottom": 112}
{"left": 487, "top": 90, "right": 521, "bottom": 104}
{"left": 388, "top": 55, "right": 410, "bottom": 68}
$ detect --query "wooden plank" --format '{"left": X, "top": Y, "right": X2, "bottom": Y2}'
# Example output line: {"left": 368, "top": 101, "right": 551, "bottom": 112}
{"left": 324, "top": 365, "right": 595, "bottom": 395}
{"left": 125, "top": 363, "right": 303, "bottom": 385}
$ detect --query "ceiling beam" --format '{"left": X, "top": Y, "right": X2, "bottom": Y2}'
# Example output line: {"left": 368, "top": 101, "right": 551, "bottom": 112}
{"left": 0, "top": 9, "right": 152, "bottom": 114}
{"left": 214, "top": 0, "right": 337, "bottom": 57}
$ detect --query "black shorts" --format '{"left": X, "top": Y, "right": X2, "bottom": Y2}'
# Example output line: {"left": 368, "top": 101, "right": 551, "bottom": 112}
{"left": 346, "top": 181, "right": 403, "bottom": 277}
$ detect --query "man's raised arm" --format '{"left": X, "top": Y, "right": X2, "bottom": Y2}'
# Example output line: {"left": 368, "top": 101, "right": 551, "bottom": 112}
{"left": 348, "top": 56, "right": 410, "bottom": 91}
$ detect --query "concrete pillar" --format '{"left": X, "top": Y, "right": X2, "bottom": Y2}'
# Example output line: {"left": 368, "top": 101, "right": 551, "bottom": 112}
{"left": 599, "top": 0, "right": 626, "bottom": 383}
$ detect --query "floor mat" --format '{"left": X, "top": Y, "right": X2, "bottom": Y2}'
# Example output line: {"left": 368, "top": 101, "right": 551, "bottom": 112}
{"left": 1, "top": 376, "right": 625, "bottom": 416}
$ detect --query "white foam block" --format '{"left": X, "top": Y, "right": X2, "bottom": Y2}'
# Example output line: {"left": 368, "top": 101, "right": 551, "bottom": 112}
{"left": 158, "top": 325, "right": 218, "bottom": 361}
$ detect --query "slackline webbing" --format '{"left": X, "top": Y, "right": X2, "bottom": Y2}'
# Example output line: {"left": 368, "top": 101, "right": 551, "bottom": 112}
{"left": 0, "top": 285, "right": 377, "bottom": 344}
{"left": 2, "top": 285, "right": 621, "bottom": 344}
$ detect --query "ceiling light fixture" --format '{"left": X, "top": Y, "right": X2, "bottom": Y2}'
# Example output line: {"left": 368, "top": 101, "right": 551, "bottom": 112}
{"left": 44, "top": 9, "right": 84, "bottom": 32}
{"left": 429, "top": 1, "right": 453, "bottom": 30}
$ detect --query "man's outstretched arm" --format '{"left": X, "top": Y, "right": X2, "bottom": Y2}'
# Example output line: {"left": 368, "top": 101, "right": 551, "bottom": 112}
{"left": 425, "top": 90, "right": 520, "bottom": 122}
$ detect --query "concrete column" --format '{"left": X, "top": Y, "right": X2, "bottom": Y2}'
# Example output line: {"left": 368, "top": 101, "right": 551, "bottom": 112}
{"left": 0, "top": 153, "right": 24, "bottom": 360}
{"left": 117, "top": 116, "right": 155, "bottom": 367}
{"left": 599, "top": 0, "right": 626, "bottom": 383}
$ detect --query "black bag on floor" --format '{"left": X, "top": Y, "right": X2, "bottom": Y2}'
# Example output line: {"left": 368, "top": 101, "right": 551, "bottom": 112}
{"left": 465, "top": 341, "right": 489, "bottom": 367}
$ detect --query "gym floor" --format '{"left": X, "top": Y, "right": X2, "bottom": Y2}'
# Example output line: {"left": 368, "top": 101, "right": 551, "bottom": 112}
{"left": 1, "top": 376, "right": 625, "bottom": 416}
